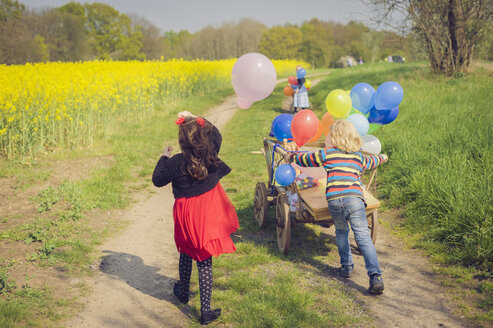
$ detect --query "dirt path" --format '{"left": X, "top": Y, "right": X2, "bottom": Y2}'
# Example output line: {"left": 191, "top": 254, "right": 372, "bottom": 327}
{"left": 65, "top": 74, "right": 471, "bottom": 328}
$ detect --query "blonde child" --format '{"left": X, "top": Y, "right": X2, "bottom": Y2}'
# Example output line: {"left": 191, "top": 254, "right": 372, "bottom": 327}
{"left": 152, "top": 111, "right": 239, "bottom": 324}
{"left": 287, "top": 120, "right": 388, "bottom": 295}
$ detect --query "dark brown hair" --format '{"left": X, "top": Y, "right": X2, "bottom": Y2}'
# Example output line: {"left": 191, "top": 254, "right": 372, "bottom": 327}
{"left": 178, "top": 117, "right": 218, "bottom": 180}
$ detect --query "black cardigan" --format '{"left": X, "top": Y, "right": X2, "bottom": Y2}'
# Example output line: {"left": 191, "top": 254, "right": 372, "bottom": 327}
{"left": 152, "top": 121, "right": 231, "bottom": 199}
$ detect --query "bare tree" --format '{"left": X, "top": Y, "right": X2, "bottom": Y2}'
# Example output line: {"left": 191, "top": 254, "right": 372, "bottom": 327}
{"left": 366, "top": 0, "right": 493, "bottom": 75}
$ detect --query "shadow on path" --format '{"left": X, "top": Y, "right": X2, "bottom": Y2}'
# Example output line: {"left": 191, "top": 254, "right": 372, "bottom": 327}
{"left": 98, "top": 250, "right": 195, "bottom": 318}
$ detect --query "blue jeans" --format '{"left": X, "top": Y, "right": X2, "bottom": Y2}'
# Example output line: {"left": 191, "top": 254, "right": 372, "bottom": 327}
{"left": 328, "top": 196, "right": 381, "bottom": 277}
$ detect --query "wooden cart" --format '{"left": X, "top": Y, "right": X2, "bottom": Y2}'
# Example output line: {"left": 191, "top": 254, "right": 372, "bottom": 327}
{"left": 254, "top": 138, "right": 380, "bottom": 254}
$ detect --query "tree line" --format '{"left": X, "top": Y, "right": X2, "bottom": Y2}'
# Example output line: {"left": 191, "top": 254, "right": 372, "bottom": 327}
{"left": 1, "top": 0, "right": 491, "bottom": 72}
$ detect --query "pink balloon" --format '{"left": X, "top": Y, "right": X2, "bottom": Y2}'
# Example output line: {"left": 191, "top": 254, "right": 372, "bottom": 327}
{"left": 231, "top": 53, "right": 277, "bottom": 109}
{"left": 237, "top": 98, "right": 253, "bottom": 109}
{"left": 291, "top": 163, "right": 327, "bottom": 180}
{"left": 291, "top": 110, "right": 319, "bottom": 147}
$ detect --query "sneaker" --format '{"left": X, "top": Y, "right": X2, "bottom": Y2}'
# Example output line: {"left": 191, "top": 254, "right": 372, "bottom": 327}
{"left": 200, "top": 308, "right": 221, "bottom": 325}
{"left": 369, "top": 274, "right": 384, "bottom": 295}
{"left": 339, "top": 264, "right": 354, "bottom": 278}
{"left": 173, "top": 282, "right": 189, "bottom": 304}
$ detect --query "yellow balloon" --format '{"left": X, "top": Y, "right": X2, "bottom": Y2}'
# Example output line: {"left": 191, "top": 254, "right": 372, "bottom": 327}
{"left": 305, "top": 79, "right": 312, "bottom": 89}
{"left": 325, "top": 89, "right": 352, "bottom": 118}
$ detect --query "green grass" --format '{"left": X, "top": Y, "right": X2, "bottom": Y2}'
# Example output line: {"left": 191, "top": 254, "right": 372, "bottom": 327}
{"left": 309, "top": 63, "right": 492, "bottom": 270}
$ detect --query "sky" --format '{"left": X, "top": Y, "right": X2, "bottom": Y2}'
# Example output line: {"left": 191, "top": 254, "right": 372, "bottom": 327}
{"left": 21, "top": 0, "right": 376, "bottom": 33}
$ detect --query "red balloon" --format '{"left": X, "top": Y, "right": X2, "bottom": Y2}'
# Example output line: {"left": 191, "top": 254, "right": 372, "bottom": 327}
{"left": 291, "top": 109, "right": 319, "bottom": 147}
{"left": 288, "top": 76, "right": 298, "bottom": 85}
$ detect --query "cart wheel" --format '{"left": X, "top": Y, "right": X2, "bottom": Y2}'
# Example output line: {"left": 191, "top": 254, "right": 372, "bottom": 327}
{"left": 367, "top": 209, "right": 378, "bottom": 244}
{"left": 254, "top": 182, "right": 269, "bottom": 228}
{"left": 275, "top": 192, "right": 291, "bottom": 254}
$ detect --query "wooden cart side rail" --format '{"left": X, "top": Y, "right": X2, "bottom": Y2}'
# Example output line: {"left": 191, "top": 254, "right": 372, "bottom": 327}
{"left": 263, "top": 138, "right": 293, "bottom": 191}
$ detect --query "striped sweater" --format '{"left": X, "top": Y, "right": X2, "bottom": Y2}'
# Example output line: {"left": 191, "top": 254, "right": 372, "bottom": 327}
{"left": 289, "top": 148, "right": 386, "bottom": 202}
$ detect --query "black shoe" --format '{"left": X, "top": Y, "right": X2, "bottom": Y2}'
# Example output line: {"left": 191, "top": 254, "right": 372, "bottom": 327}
{"left": 339, "top": 264, "right": 354, "bottom": 278}
{"left": 200, "top": 308, "right": 221, "bottom": 325}
{"left": 369, "top": 274, "right": 384, "bottom": 295}
{"left": 173, "top": 282, "right": 189, "bottom": 304}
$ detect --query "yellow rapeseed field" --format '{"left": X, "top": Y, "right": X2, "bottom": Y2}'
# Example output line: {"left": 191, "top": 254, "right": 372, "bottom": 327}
{"left": 0, "top": 59, "right": 301, "bottom": 158}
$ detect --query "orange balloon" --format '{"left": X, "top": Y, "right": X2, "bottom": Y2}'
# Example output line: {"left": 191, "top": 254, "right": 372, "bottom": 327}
{"left": 283, "top": 85, "right": 294, "bottom": 96}
{"left": 307, "top": 122, "right": 323, "bottom": 143}
{"left": 321, "top": 112, "right": 335, "bottom": 136}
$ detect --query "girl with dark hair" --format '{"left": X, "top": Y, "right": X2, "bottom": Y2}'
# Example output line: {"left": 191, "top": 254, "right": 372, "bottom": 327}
{"left": 152, "top": 111, "right": 239, "bottom": 325}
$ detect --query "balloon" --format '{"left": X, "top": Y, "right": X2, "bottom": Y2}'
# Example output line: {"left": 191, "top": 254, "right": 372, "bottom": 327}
{"left": 367, "top": 123, "right": 381, "bottom": 134}
{"left": 275, "top": 164, "right": 296, "bottom": 186}
{"left": 231, "top": 53, "right": 277, "bottom": 109}
{"left": 320, "top": 112, "right": 335, "bottom": 136}
{"left": 325, "top": 89, "right": 352, "bottom": 118}
{"left": 368, "top": 106, "right": 399, "bottom": 124}
{"left": 307, "top": 122, "right": 323, "bottom": 143}
{"left": 350, "top": 82, "right": 375, "bottom": 114}
{"left": 288, "top": 76, "right": 298, "bottom": 85}
{"left": 297, "top": 68, "right": 306, "bottom": 79}
{"left": 238, "top": 98, "right": 253, "bottom": 109}
{"left": 375, "top": 81, "right": 403, "bottom": 109}
{"left": 305, "top": 79, "right": 311, "bottom": 89}
{"left": 347, "top": 113, "right": 369, "bottom": 136}
{"left": 361, "top": 135, "right": 382, "bottom": 155}
{"left": 291, "top": 110, "right": 319, "bottom": 147}
{"left": 270, "top": 114, "right": 293, "bottom": 137}
{"left": 283, "top": 85, "right": 294, "bottom": 96}
{"left": 272, "top": 115, "right": 293, "bottom": 141}
{"left": 291, "top": 163, "right": 326, "bottom": 180}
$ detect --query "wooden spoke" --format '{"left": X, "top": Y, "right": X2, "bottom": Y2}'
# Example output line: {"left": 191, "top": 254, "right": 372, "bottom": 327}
{"left": 275, "top": 193, "right": 291, "bottom": 254}
{"left": 367, "top": 210, "right": 378, "bottom": 244}
{"left": 254, "top": 182, "right": 269, "bottom": 228}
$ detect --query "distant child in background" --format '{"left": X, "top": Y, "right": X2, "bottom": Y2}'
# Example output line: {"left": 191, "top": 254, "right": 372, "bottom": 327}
{"left": 293, "top": 65, "right": 310, "bottom": 113}
{"left": 152, "top": 111, "right": 239, "bottom": 324}
{"left": 287, "top": 120, "right": 388, "bottom": 295}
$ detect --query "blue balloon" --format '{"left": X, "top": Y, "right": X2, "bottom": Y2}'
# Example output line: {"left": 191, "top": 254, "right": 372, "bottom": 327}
{"left": 275, "top": 164, "right": 296, "bottom": 186}
{"left": 375, "top": 81, "right": 403, "bottom": 109}
{"left": 368, "top": 106, "right": 399, "bottom": 125}
{"left": 272, "top": 115, "right": 293, "bottom": 141}
{"left": 350, "top": 82, "right": 375, "bottom": 114}
{"left": 296, "top": 68, "right": 306, "bottom": 79}
{"left": 270, "top": 114, "right": 293, "bottom": 137}
{"left": 347, "top": 113, "right": 370, "bottom": 136}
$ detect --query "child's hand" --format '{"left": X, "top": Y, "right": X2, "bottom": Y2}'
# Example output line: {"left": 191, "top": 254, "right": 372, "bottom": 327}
{"left": 381, "top": 154, "right": 388, "bottom": 162}
{"left": 177, "top": 111, "right": 196, "bottom": 119}
{"left": 163, "top": 146, "right": 173, "bottom": 157}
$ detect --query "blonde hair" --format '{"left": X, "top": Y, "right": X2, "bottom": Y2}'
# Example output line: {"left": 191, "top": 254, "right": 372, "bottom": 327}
{"left": 330, "top": 120, "right": 362, "bottom": 153}
{"left": 296, "top": 64, "right": 303, "bottom": 71}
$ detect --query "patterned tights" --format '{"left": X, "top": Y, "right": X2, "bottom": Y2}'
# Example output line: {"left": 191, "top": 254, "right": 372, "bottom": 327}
{"left": 178, "top": 252, "right": 213, "bottom": 312}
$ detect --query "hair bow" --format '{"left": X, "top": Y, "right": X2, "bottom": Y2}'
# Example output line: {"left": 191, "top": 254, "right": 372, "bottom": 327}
{"left": 196, "top": 118, "right": 205, "bottom": 127}
{"left": 175, "top": 117, "right": 185, "bottom": 125}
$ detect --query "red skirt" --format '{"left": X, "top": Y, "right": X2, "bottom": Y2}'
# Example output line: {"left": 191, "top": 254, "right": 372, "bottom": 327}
{"left": 173, "top": 182, "right": 239, "bottom": 261}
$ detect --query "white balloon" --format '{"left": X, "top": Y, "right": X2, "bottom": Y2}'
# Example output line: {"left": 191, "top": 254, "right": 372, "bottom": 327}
{"left": 347, "top": 113, "right": 369, "bottom": 136}
{"left": 361, "top": 134, "right": 381, "bottom": 155}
